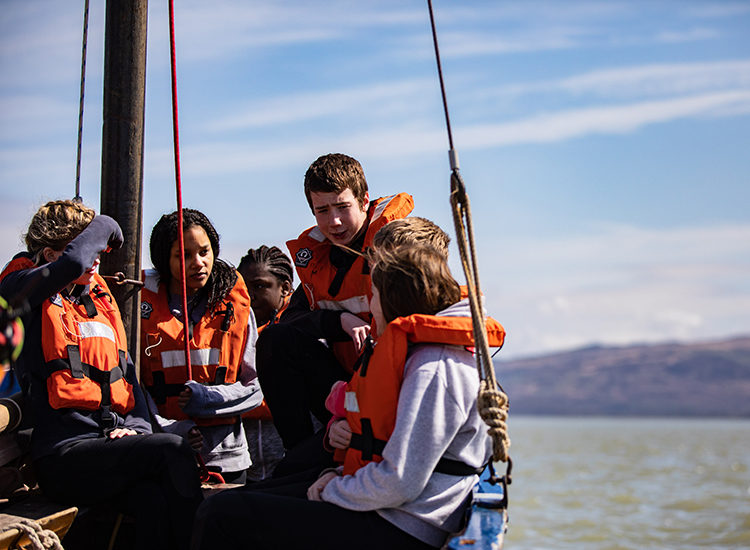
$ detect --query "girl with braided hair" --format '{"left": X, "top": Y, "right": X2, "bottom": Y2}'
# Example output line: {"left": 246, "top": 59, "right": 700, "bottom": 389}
{"left": 237, "top": 245, "right": 293, "bottom": 480}
{"left": 140, "top": 209, "right": 263, "bottom": 484}
{"left": 0, "top": 200, "right": 202, "bottom": 550}
{"left": 238, "top": 245, "right": 294, "bottom": 330}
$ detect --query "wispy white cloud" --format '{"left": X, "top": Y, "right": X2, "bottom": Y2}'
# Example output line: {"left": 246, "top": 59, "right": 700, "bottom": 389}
{"left": 207, "top": 79, "right": 433, "bottom": 131}
{"left": 458, "top": 91, "right": 750, "bottom": 148}
{"left": 484, "top": 223, "right": 750, "bottom": 357}
{"left": 655, "top": 27, "right": 719, "bottom": 44}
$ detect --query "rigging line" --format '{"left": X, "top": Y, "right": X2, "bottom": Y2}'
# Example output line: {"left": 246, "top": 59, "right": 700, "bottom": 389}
{"left": 427, "top": 0, "right": 457, "bottom": 170}
{"left": 168, "top": 0, "right": 192, "bottom": 381}
{"left": 427, "top": 0, "right": 510, "bottom": 463}
{"left": 74, "top": 0, "right": 90, "bottom": 203}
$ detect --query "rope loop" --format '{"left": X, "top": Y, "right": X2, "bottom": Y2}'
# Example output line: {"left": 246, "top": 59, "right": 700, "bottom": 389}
{"left": 477, "top": 380, "right": 510, "bottom": 463}
{"left": 2, "top": 518, "right": 63, "bottom": 550}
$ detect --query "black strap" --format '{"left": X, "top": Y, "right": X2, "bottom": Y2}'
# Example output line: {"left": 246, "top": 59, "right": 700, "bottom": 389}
{"left": 79, "top": 294, "right": 98, "bottom": 318}
{"left": 434, "top": 458, "right": 484, "bottom": 476}
{"left": 218, "top": 301, "right": 234, "bottom": 332}
{"left": 354, "top": 336, "right": 375, "bottom": 376}
{"left": 147, "top": 371, "right": 185, "bottom": 405}
{"left": 349, "top": 419, "right": 386, "bottom": 461}
{"left": 50, "top": 347, "right": 125, "bottom": 409}
{"left": 213, "top": 366, "right": 228, "bottom": 385}
{"left": 350, "top": 418, "right": 483, "bottom": 477}
{"left": 327, "top": 264, "right": 351, "bottom": 297}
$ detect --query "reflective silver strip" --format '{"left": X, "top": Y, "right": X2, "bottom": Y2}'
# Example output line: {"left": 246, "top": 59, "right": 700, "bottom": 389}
{"left": 344, "top": 391, "right": 359, "bottom": 413}
{"left": 160, "top": 348, "right": 221, "bottom": 369}
{"left": 143, "top": 268, "right": 160, "bottom": 293}
{"left": 308, "top": 226, "right": 326, "bottom": 242}
{"left": 371, "top": 194, "right": 395, "bottom": 221}
{"left": 77, "top": 321, "right": 116, "bottom": 343}
{"left": 317, "top": 295, "right": 369, "bottom": 314}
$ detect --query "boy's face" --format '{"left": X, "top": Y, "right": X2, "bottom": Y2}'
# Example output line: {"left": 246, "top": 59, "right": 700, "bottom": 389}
{"left": 310, "top": 188, "right": 369, "bottom": 246}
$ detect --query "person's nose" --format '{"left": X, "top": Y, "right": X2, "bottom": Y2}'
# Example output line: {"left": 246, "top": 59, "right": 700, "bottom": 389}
{"left": 328, "top": 209, "right": 342, "bottom": 226}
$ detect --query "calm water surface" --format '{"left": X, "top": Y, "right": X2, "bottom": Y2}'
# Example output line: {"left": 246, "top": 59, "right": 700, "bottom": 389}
{"left": 501, "top": 416, "right": 750, "bottom": 549}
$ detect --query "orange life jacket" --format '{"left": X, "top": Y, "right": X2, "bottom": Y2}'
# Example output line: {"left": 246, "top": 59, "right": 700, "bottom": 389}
{"left": 0, "top": 252, "right": 35, "bottom": 283}
{"left": 139, "top": 269, "right": 250, "bottom": 426}
{"left": 286, "top": 193, "right": 414, "bottom": 372}
{"left": 41, "top": 273, "right": 135, "bottom": 416}
{"left": 243, "top": 295, "right": 291, "bottom": 421}
{"left": 342, "top": 312, "right": 506, "bottom": 476}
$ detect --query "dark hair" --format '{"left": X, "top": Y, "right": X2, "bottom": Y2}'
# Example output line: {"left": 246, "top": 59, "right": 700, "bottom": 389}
{"left": 303, "top": 153, "right": 368, "bottom": 211}
{"left": 238, "top": 245, "right": 293, "bottom": 286}
{"left": 149, "top": 208, "right": 237, "bottom": 313}
{"left": 369, "top": 245, "right": 460, "bottom": 324}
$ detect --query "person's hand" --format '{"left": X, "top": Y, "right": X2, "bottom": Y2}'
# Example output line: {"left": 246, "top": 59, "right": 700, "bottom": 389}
{"left": 328, "top": 419, "right": 352, "bottom": 450}
{"left": 307, "top": 471, "right": 338, "bottom": 501}
{"left": 178, "top": 386, "right": 192, "bottom": 409}
{"left": 187, "top": 426, "right": 203, "bottom": 452}
{"left": 340, "top": 313, "right": 371, "bottom": 352}
{"left": 108, "top": 428, "right": 137, "bottom": 439}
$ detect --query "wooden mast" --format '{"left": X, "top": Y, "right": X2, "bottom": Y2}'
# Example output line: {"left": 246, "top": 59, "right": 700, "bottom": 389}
{"left": 99, "top": 0, "right": 148, "bottom": 370}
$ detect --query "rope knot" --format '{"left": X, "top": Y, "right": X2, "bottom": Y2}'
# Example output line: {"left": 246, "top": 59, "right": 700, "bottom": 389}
{"left": 477, "top": 381, "right": 510, "bottom": 463}
{"left": 2, "top": 518, "right": 63, "bottom": 550}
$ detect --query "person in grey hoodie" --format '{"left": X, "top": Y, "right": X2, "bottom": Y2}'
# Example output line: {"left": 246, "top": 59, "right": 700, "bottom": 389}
{"left": 191, "top": 244, "right": 505, "bottom": 549}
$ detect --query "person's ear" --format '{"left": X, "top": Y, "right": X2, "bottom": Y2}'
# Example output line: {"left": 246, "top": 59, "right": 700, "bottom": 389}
{"left": 42, "top": 247, "right": 59, "bottom": 264}
{"left": 281, "top": 281, "right": 293, "bottom": 296}
{"left": 361, "top": 192, "right": 370, "bottom": 212}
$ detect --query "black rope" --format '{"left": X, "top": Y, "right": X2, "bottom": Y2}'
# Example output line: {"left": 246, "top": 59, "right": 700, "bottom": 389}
{"left": 427, "top": 0, "right": 459, "bottom": 171}
{"left": 74, "top": 0, "right": 90, "bottom": 203}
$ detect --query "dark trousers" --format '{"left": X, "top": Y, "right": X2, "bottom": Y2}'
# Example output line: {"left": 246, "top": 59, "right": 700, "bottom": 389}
{"left": 256, "top": 323, "right": 350, "bottom": 451}
{"left": 191, "top": 473, "right": 435, "bottom": 550}
{"left": 35, "top": 433, "right": 203, "bottom": 550}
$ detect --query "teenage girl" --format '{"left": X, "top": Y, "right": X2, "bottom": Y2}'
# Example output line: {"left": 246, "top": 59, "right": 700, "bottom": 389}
{"left": 140, "top": 209, "right": 262, "bottom": 484}
{"left": 192, "top": 244, "right": 506, "bottom": 549}
{"left": 0, "top": 200, "right": 202, "bottom": 550}
{"left": 237, "top": 245, "right": 293, "bottom": 481}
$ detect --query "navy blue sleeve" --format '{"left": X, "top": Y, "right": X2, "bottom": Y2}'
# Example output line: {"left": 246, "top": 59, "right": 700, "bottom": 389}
{"left": 0, "top": 215, "right": 123, "bottom": 311}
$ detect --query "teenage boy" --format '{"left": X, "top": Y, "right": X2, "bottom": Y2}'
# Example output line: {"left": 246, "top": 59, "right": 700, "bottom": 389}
{"left": 256, "top": 153, "right": 413, "bottom": 463}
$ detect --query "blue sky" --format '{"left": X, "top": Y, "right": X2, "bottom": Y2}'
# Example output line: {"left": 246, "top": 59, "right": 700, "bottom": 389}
{"left": 1, "top": 0, "right": 748, "bottom": 359}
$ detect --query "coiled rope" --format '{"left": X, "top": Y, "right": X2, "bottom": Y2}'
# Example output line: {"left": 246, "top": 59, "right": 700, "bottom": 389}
{"left": 426, "top": 0, "right": 510, "bottom": 466}
{"left": 1, "top": 518, "right": 63, "bottom": 550}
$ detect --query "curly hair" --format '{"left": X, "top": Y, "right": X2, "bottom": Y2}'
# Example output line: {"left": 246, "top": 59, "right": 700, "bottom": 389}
{"left": 149, "top": 209, "right": 237, "bottom": 313}
{"left": 25, "top": 199, "right": 95, "bottom": 264}
{"left": 369, "top": 244, "right": 460, "bottom": 324}
{"left": 238, "top": 245, "right": 293, "bottom": 286}
{"left": 303, "top": 153, "right": 369, "bottom": 211}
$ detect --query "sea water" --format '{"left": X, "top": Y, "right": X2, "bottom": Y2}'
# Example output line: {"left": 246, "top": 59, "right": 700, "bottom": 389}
{"left": 501, "top": 416, "right": 750, "bottom": 549}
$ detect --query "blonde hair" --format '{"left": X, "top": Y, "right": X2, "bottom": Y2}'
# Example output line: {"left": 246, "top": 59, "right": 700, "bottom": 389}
{"left": 372, "top": 217, "right": 450, "bottom": 259}
{"left": 25, "top": 200, "right": 95, "bottom": 263}
{"left": 369, "top": 244, "right": 460, "bottom": 324}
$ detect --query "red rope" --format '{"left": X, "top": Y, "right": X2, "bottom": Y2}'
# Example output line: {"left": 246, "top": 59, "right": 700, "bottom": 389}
{"left": 168, "top": 0, "right": 192, "bottom": 381}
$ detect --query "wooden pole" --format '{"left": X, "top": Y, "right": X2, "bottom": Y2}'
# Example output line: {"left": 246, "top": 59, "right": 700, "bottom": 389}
{"left": 99, "top": 0, "right": 148, "bottom": 371}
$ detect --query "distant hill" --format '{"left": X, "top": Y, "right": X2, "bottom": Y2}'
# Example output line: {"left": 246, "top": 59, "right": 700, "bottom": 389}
{"left": 494, "top": 335, "right": 750, "bottom": 417}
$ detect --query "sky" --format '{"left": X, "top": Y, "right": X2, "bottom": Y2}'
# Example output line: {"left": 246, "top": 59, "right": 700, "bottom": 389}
{"left": 1, "top": 0, "right": 748, "bottom": 359}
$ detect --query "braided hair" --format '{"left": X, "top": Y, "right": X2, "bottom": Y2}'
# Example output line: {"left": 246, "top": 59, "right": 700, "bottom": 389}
{"left": 149, "top": 209, "right": 237, "bottom": 313}
{"left": 238, "top": 245, "right": 293, "bottom": 287}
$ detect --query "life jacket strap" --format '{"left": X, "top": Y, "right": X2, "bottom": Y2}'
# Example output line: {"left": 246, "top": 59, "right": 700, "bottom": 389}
{"left": 433, "top": 458, "right": 484, "bottom": 476}
{"left": 146, "top": 365, "right": 230, "bottom": 404}
{"left": 349, "top": 418, "right": 386, "bottom": 461}
{"left": 79, "top": 294, "right": 98, "bottom": 318}
{"left": 46, "top": 346, "right": 126, "bottom": 414}
{"left": 350, "top": 419, "right": 484, "bottom": 476}
{"left": 147, "top": 371, "right": 185, "bottom": 404}
{"left": 352, "top": 336, "right": 375, "bottom": 376}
